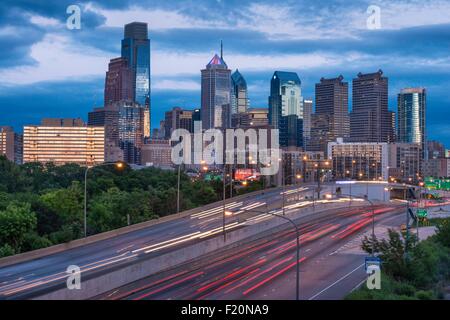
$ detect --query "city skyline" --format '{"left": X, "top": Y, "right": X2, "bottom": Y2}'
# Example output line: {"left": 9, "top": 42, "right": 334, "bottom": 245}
{"left": 0, "top": 0, "right": 449, "bottom": 147}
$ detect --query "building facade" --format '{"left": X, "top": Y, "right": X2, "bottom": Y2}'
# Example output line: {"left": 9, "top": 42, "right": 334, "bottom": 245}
{"left": 388, "top": 143, "right": 422, "bottom": 182}
{"left": 164, "top": 107, "right": 194, "bottom": 139}
{"left": 121, "top": 22, "right": 150, "bottom": 106}
{"left": 201, "top": 50, "right": 231, "bottom": 130}
{"left": 315, "top": 75, "right": 349, "bottom": 139}
{"left": 141, "top": 139, "right": 173, "bottom": 168}
{"left": 0, "top": 126, "right": 22, "bottom": 164}
{"left": 231, "top": 69, "right": 249, "bottom": 114}
{"left": 302, "top": 99, "right": 313, "bottom": 145}
{"left": 397, "top": 88, "right": 426, "bottom": 160}
{"left": 350, "top": 70, "right": 390, "bottom": 143}
{"left": 104, "top": 57, "right": 133, "bottom": 107}
{"left": 23, "top": 119, "right": 104, "bottom": 166}
{"left": 328, "top": 139, "right": 389, "bottom": 181}
{"left": 268, "top": 71, "right": 303, "bottom": 129}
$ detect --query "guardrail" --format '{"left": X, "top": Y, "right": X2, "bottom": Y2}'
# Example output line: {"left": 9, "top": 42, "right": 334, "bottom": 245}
{"left": 0, "top": 186, "right": 282, "bottom": 268}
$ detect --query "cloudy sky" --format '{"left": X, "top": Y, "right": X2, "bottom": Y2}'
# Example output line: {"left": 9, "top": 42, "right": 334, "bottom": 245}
{"left": 0, "top": 0, "right": 449, "bottom": 146}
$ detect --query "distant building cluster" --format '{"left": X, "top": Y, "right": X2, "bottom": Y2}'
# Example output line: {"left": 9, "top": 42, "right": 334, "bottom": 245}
{"left": 0, "top": 21, "right": 448, "bottom": 183}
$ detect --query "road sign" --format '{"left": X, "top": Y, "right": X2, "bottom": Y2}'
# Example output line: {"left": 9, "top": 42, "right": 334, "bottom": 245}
{"left": 417, "top": 209, "right": 428, "bottom": 218}
{"left": 365, "top": 256, "right": 381, "bottom": 271}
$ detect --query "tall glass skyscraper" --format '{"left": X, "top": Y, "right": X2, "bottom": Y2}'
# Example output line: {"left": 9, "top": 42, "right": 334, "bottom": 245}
{"left": 201, "top": 47, "right": 231, "bottom": 130}
{"left": 121, "top": 22, "right": 150, "bottom": 107}
{"left": 268, "top": 71, "right": 303, "bottom": 129}
{"left": 231, "top": 69, "right": 248, "bottom": 114}
{"left": 398, "top": 88, "right": 427, "bottom": 159}
{"left": 269, "top": 71, "right": 304, "bottom": 148}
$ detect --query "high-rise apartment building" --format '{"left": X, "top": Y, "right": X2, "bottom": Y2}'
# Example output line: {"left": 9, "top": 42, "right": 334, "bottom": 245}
{"left": 23, "top": 119, "right": 104, "bottom": 166}
{"left": 201, "top": 46, "right": 231, "bottom": 130}
{"left": 397, "top": 88, "right": 426, "bottom": 159}
{"left": 231, "top": 69, "right": 248, "bottom": 114}
{"left": 0, "top": 126, "right": 22, "bottom": 164}
{"left": 350, "top": 70, "right": 390, "bottom": 143}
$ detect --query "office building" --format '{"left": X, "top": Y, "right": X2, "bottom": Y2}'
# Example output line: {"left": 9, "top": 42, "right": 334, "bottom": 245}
{"left": 328, "top": 139, "right": 389, "bottom": 180}
{"left": 303, "top": 99, "right": 313, "bottom": 143}
{"left": 141, "top": 139, "right": 173, "bottom": 168}
{"left": 164, "top": 107, "right": 194, "bottom": 139}
{"left": 350, "top": 70, "right": 390, "bottom": 143}
{"left": 280, "top": 115, "right": 303, "bottom": 148}
{"left": 397, "top": 88, "right": 426, "bottom": 159}
{"left": 117, "top": 101, "right": 145, "bottom": 164}
{"left": 388, "top": 143, "right": 422, "bottom": 182}
{"left": 104, "top": 57, "right": 133, "bottom": 107}
{"left": 427, "top": 140, "right": 446, "bottom": 159}
{"left": 121, "top": 22, "right": 150, "bottom": 106}
{"left": 315, "top": 76, "right": 349, "bottom": 138}
{"left": 201, "top": 44, "right": 231, "bottom": 130}
{"left": 23, "top": 119, "right": 104, "bottom": 166}
{"left": 231, "top": 69, "right": 248, "bottom": 114}
{"left": 231, "top": 108, "right": 269, "bottom": 128}
{"left": 0, "top": 126, "right": 22, "bottom": 164}
{"left": 268, "top": 71, "right": 303, "bottom": 129}
{"left": 422, "top": 158, "right": 450, "bottom": 178}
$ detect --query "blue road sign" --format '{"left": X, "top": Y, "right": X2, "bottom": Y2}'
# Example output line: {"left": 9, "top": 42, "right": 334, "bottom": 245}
{"left": 365, "top": 256, "right": 381, "bottom": 271}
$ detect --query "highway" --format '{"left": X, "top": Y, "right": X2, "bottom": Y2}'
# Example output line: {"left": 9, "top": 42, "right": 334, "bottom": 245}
{"left": 0, "top": 184, "right": 327, "bottom": 299}
{"left": 97, "top": 203, "right": 405, "bottom": 300}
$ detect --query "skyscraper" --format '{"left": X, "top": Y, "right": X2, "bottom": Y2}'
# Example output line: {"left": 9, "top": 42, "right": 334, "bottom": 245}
{"left": 201, "top": 45, "right": 231, "bottom": 130}
{"left": 121, "top": 22, "right": 151, "bottom": 106}
{"left": 231, "top": 69, "right": 248, "bottom": 114}
{"left": 121, "top": 22, "right": 150, "bottom": 135}
{"left": 269, "top": 71, "right": 304, "bottom": 148}
{"left": 302, "top": 99, "right": 313, "bottom": 143}
{"left": 397, "top": 88, "right": 426, "bottom": 159}
{"left": 350, "top": 70, "right": 390, "bottom": 143}
{"left": 104, "top": 57, "right": 133, "bottom": 107}
{"left": 315, "top": 75, "right": 349, "bottom": 139}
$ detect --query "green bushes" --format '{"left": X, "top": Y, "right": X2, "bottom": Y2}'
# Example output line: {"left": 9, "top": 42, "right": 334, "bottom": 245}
{"left": 348, "top": 218, "right": 450, "bottom": 300}
{"left": 0, "top": 156, "right": 246, "bottom": 257}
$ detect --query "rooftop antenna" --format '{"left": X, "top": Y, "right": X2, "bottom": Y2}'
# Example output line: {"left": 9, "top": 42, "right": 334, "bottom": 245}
{"left": 220, "top": 40, "right": 223, "bottom": 60}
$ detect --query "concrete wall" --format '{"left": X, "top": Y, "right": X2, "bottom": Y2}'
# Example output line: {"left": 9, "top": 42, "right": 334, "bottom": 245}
{"left": 33, "top": 200, "right": 364, "bottom": 300}
{"left": 0, "top": 187, "right": 280, "bottom": 268}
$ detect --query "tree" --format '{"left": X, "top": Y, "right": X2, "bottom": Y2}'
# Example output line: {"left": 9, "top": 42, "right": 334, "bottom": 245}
{"left": 0, "top": 202, "right": 37, "bottom": 251}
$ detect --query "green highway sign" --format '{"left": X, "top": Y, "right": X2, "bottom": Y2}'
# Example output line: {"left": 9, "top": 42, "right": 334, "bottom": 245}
{"left": 417, "top": 209, "right": 428, "bottom": 218}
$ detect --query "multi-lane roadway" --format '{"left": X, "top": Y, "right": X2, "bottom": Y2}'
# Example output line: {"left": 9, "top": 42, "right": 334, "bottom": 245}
{"left": 0, "top": 185, "right": 324, "bottom": 299}
{"left": 98, "top": 203, "right": 405, "bottom": 300}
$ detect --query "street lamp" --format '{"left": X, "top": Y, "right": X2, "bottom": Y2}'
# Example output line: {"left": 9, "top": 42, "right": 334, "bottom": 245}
{"left": 282, "top": 174, "right": 303, "bottom": 216}
{"left": 339, "top": 193, "right": 376, "bottom": 256}
{"left": 242, "top": 207, "right": 301, "bottom": 300}
{"left": 84, "top": 161, "right": 125, "bottom": 238}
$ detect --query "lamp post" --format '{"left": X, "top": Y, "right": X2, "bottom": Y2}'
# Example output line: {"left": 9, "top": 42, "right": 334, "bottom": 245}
{"left": 243, "top": 207, "right": 301, "bottom": 300}
{"left": 177, "top": 164, "right": 181, "bottom": 213}
{"left": 84, "top": 161, "right": 124, "bottom": 238}
{"left": 282, "top": 173, "right": 303, "bottom": 216}
{"left": 339, "top": 193, "right": 376, "bottom": 256}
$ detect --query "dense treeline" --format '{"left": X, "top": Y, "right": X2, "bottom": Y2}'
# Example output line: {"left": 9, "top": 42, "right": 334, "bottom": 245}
{"left": 0, "top": 156, "right": 261, "bottom": 257}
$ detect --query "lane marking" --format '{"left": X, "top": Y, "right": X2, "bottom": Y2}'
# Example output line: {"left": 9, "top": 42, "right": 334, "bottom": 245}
{"left": 308, "top": 263, "right": 364, "bottom": 300}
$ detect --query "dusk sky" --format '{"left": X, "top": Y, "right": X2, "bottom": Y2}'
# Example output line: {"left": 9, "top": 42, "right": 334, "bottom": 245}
{"left": 0, "top": 0, "right": 449, "bottom": 146}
